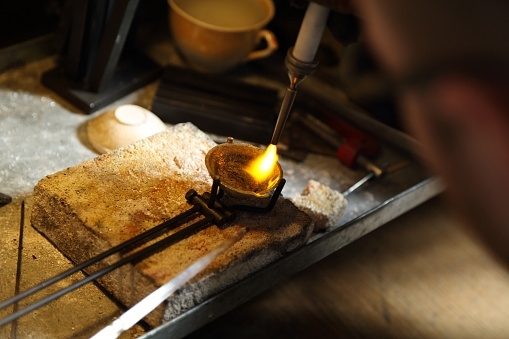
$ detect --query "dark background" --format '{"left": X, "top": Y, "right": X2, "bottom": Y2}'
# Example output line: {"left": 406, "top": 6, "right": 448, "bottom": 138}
{"left": 0, "top": 1, "right": 63, "bottom": 49}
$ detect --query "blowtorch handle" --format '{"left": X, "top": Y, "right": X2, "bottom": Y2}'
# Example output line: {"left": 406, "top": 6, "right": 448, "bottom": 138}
{"left": 270, "top": 2, "right": 329, "bottom": 145}
{"left": 293, "top": 2, "right": 330, "bottom": 63}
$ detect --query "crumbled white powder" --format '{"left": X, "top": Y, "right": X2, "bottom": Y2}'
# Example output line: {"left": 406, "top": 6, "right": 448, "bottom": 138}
{"left": 291, "top": 180, "right": 347, "bottom": 231}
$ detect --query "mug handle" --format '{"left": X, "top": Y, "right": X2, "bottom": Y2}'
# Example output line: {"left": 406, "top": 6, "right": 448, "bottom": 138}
{"left": 245, "top": 30, "right": 279, "bottom": 62}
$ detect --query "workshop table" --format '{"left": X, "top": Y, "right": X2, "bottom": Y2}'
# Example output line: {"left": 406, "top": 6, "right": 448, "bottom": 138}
{"left": 0, "top": 53, "right": 498, "bottom": 338}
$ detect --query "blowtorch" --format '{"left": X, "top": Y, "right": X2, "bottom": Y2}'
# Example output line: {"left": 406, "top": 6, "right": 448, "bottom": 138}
{"left": 270, "top": 2, "right": 330, "bottom": 145}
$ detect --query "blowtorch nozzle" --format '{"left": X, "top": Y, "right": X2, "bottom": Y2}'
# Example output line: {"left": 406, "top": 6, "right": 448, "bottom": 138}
{"left": 269, "top": 2, "right": 330, "bottom": 146}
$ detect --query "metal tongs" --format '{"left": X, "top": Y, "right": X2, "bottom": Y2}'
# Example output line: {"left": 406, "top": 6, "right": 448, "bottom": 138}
{"left": 91, "top": 228, "right": 246, "bottom": 339}
{"left": 0, "top": 177, "right": 285, "bottom": 329}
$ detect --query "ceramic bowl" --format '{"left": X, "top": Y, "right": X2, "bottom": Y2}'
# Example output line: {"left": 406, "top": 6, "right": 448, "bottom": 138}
{"left": 87, "top": 105, "right": 167, "bottom": 154}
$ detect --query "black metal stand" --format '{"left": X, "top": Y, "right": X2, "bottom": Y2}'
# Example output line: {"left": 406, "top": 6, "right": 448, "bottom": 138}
{"left": 41, "top": 0, "right": 162, "bottom": 114}
{"left": 188, "top": 177, "right": 286, "bottom": 216}
{"left": 42, "top": 51, "right": 161, "bottom": 113}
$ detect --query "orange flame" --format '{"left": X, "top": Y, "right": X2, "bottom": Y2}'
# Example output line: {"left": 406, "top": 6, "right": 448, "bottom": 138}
{"left": 245, "top": 144, "right": 279, "bottom": 183}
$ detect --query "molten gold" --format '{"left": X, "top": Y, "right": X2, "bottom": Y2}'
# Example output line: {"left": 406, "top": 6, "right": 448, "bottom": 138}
{"left": 205, "top": 142, "right": 282, "bottom": 198}
{"left": 245, "top": 144, "right": 279, "bottom": 184}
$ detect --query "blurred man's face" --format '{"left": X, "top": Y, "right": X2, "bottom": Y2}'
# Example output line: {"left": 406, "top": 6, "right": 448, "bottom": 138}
{"left": 351, "top": 0, "right": 509, "bottom": 264}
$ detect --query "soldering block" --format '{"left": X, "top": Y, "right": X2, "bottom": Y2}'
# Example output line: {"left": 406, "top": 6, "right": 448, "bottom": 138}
{"left": 30, "top": 122, "right": 313, "bottom": 327}
{"left": 291, "top": 180, "right": 347, "bottom": 232}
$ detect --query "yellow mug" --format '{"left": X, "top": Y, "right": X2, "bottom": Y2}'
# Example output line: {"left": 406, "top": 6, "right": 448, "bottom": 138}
{"left": 168, "top": 0, "right": 278, "bottom": 73}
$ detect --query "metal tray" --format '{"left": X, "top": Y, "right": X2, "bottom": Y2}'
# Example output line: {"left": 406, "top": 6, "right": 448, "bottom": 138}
{"left": 139, "top": 77, "right": 442, "bottom": 338}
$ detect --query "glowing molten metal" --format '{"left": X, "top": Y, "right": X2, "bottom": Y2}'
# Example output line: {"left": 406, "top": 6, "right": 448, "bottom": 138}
{"left": 245, "top": 144, "right": 279, "bottom": 184}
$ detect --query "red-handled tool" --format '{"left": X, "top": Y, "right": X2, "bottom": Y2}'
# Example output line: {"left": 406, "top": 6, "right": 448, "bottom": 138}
{"left": 298, "top": 113, "right": 383, "bottom": 177}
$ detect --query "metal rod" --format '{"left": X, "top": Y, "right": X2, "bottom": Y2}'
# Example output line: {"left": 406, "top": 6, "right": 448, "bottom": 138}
{"left": 91, "top": 228, "right": 247, "bottom": 339}
{"left": 342, "top": 172, "right": 376, "bottom": 197}
{"left": 0, "top": 205, "right": 204, "bottom": 326}
{"left": 10, "top": 201, "right": 25, "bottom": 339}
{"left": 208, "top": 177, "right": 220, "bottom": 208}
{"left": 0, "top": 214, "right": 214, "bottom": 328}
{"left": 270, "top": 87, "right": 297, "bottom": 145}
{"left": 342, "top": 160, "right": 412, "bottom": 197}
